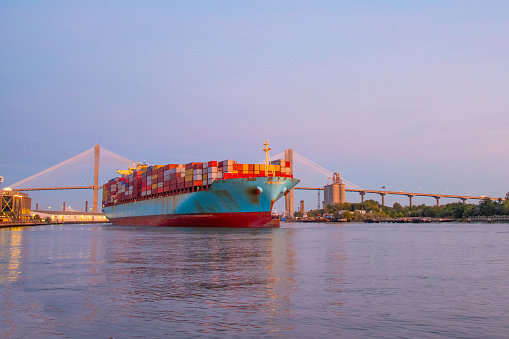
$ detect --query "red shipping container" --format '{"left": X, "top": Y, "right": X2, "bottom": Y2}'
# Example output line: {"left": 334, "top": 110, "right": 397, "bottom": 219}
{"left": 185, "top": 181, "right": 192, "bottom": 188}
{"left": 193, "top": 180, "right": 203, "bottom": 186}
{"left": 157, "top": 188, "right": 163, "bottom": 193}
{"left": 208, "top": 161, "right": 218, "bottom": 167}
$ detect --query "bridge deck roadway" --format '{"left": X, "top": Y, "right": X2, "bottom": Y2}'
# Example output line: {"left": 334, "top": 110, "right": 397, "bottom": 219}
{"left": 15, "top": 186, "right": 102, "bottom": 191}
{"left": 293, "top": 187, "right": 503, "bottom": 202}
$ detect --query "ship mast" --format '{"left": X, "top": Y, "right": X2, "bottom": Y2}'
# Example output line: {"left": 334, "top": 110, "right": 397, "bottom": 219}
{"left": 263, "top": 139, "right": 271, "bottom": 176}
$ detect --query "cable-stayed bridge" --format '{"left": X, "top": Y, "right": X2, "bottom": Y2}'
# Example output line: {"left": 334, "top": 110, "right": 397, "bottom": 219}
{"left": 5, "top": 145, "right": 501, "bottom": 215}
{"left": 6, "top": 145, "right": 139, "bottom": 213}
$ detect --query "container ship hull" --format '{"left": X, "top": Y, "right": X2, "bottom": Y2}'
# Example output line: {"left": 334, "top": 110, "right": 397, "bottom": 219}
{"left": 103, "top": 177, "right": 299, "bottom": 228}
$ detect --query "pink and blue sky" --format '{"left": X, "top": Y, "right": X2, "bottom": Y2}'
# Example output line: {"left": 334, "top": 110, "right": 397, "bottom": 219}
{"left": 1, "top": 1, "right": 508, "bottom": 210}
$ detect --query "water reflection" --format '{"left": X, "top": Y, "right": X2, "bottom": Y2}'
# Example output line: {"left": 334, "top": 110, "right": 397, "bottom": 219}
{"left": 0, "top": 224, "right": 352, "bottom": 337}
{"left": 0, "top": 227, "right": 23, "bottom": 283}
{"left": 99, "top": 227, "right": 300, "bottom": 334}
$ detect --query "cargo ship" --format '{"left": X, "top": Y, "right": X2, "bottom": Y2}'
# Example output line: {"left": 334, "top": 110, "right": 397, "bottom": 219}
{"left": 102, "top": 141, "right": 299, "bottom": 227}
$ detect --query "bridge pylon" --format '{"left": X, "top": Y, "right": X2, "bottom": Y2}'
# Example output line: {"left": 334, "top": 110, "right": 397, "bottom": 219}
{"left": 285, "top": 148, "right": 294, "bottom": 218}
{"left": 93, "top": 144, "right": 100, "bottom": 213}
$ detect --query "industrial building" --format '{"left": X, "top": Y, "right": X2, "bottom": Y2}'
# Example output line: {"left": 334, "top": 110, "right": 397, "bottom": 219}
{"left": 324, "top": 173, "right": 346, "bottom": 208}
{"left": 1, "top": 189, "right": 32, "bottom": 221}
{"left": 30, "top": 210, "right": 108, "bottom": 223}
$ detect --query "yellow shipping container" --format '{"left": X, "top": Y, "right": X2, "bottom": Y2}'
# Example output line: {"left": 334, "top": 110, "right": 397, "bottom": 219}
{"left": 152, "top": 183, "right": 157, "bottom": 189}
{"left": 185, "top": 175, "right": 193, "bottom": 181}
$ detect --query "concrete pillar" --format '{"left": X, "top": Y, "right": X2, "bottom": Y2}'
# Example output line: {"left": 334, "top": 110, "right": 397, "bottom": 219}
{"left": 461, "top": 198, "right": 467, "bottom": 203}
{"left": 380, "top": 193, "right": 386, "bottom": 206}
{"left": 93, "top": 144, "right": 100, "bottom": 213}
{"left": 435, "top": 197, "right": 440, "bottom": 206}
{"left": 289, "top": 188, "right": 294, "bottom": 217}
{"left": 86, "top": 200, "right": 88, "bottom": 212}
{"left": 360, "top": 191, "right": 365, "bottom": 203}
{"left": 285, "top": 148, "right": 294, "bottom": 218}
{"left": 408, "top": 195, "right": 414, "bottom": 207}
{"left": 63, "top": 202, "right": 66, "bottom": 211}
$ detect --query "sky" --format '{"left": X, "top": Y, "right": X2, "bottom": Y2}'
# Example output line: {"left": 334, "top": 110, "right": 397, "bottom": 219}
{"left": 1, "top": 1, "right": 508, "bottom": 211}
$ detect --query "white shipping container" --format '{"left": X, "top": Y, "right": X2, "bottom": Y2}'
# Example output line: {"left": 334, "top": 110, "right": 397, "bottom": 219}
{"left": 194, "top": 169, "right": 203, "bottom": 175}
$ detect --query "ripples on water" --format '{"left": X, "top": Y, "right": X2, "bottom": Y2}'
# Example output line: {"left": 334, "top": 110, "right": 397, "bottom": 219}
{"left": 1, "top": 223, "right": 509, "bottom": 338}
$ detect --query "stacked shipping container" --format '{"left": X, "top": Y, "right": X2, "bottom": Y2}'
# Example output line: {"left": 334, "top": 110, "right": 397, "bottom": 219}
{"left": 103, "top": 159, "right": 292, "bottom": 207}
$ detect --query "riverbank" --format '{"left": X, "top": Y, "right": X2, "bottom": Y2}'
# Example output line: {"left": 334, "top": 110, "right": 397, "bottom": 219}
{"left": 0, "top": 220, "right": 110, "bottom": 228}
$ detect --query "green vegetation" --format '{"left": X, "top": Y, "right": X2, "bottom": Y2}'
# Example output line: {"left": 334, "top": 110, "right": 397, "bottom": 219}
{"left": 306, "top": 197, "right": 509, "bottom": 222}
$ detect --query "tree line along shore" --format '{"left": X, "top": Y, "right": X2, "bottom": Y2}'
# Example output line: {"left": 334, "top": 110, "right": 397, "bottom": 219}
{"left": 305, "top": 195, "right": 509, "bottom": 222}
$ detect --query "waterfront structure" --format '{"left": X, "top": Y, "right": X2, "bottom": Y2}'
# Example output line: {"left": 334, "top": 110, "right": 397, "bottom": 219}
{"left": 30, "top": 210, "right": 108, "bottom": 223}
{"left": 324, "top": 173, "right": 346, "bottom": 208}
{"left": 1, "top": 189, "right": 31, "bottom": 221}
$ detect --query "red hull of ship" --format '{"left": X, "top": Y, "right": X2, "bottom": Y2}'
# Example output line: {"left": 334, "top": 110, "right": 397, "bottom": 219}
{"left": 107, "top": 211, "right": 280, "bottom": 228}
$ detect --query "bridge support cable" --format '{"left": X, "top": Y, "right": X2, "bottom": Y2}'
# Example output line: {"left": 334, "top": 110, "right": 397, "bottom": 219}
{"left": 6, "top": 146, "right": 140, "bottom": 197}
{"left": 270, "top": 150, "right": 363, "bottom": 191}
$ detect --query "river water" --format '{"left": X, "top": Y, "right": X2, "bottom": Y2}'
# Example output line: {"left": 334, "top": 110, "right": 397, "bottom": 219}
{"left": 1, "top": 222, "right": 508, "bottom": 338}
